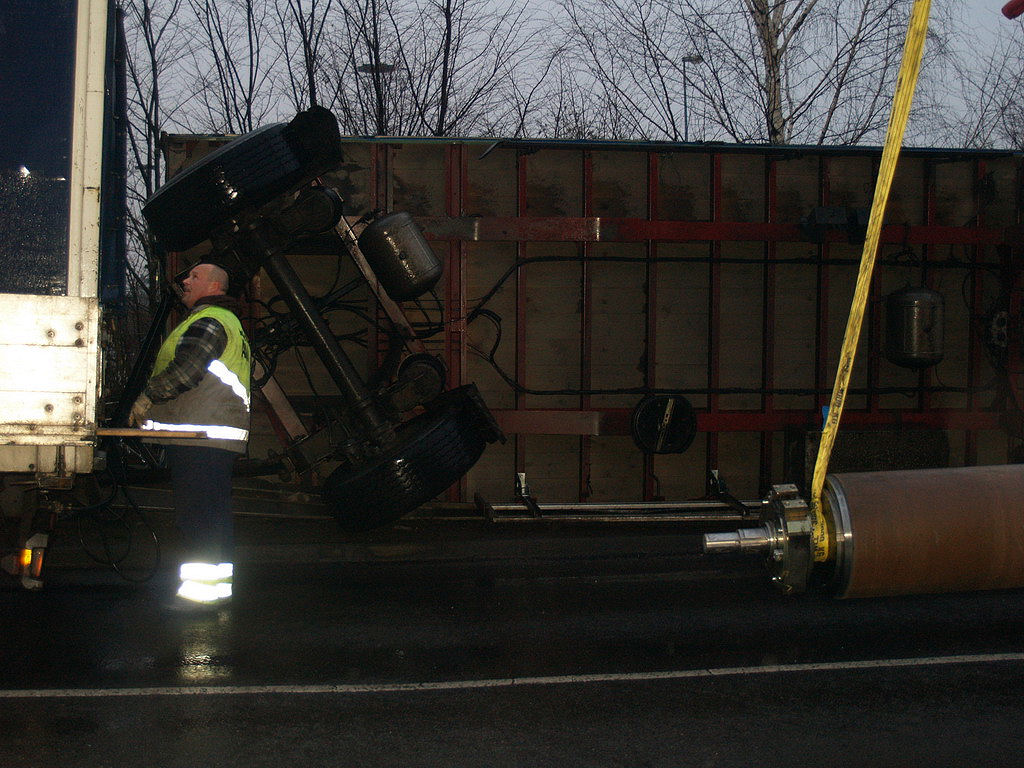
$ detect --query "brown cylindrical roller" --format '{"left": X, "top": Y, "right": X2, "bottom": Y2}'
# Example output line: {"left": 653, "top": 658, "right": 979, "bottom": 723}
{"left": 824, "top": 465, "right": 1024, "bottom": 598}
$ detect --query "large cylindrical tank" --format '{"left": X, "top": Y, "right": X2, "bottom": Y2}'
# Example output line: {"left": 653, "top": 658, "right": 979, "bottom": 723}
{"left": 357, "top": 212, "right": 442, "bottom": 301}
{"left": 884, "top": 286, "right": 943, "bottom": 369}
{"left": 823, "top": 465, "right": 1024, "bottom": 598}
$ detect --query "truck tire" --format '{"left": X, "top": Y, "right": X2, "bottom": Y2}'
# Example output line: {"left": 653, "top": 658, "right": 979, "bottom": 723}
{"left": 142, "top": 107, "right": 343, "bottom": 251}
{"left": 323, "top": 393, "right": 490, "bottom": 531}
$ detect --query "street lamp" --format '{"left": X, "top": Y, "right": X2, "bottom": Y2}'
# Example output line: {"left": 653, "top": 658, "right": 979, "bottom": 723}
{"left": 356, "top": 63, "right": 396, "bottom": 75}
{"left": 680, "top": 54, "right": 703, "bottom": 142}
{"left": 356, "top": 62, "right": 397, "bottom": 135}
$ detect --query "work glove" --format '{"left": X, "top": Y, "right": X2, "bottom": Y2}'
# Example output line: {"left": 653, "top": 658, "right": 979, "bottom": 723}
{"left": 129, "top": 393, "right": 152, "bottom": 427}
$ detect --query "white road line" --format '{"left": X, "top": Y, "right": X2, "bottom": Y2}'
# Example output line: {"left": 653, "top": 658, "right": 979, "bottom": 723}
{"left": 2, "top": 652, "right": 1022, "bottom": 699}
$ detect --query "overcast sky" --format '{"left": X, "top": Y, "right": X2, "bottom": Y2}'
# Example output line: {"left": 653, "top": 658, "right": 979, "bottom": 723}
{"left": 965, "top": 0, "right": 1011, "bottom": 35}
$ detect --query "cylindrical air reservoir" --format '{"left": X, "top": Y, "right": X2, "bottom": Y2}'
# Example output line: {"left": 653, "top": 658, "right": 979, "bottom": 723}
{"left": 357, "top": 212, "right": 442, "bottom": 301}
{"left": 884, "top": 285, "right": 943, "bottom": 369}
{"left": 823, "top": 465, "right": 1024, "bottom": 598}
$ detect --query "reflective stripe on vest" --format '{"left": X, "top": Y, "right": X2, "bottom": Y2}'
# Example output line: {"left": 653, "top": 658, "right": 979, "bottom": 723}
{"left": 149, "top": 303, "right": 250, "bottom": 411}
{"left": 152, "top": 305, "right": 251, "bottom": 391}
{"left": 142, "top": 419, "right": 249, "bottom": 442}
{"left": 208, "top": 359, "right": 250, "bottom": 411}
{"left": 148, "top": 305, "right": 251, "bottom": 441}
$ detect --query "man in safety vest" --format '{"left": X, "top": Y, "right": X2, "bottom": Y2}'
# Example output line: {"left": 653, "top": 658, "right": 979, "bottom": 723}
{"left": 130, "top": 262, "right": 251, "bottom": 610}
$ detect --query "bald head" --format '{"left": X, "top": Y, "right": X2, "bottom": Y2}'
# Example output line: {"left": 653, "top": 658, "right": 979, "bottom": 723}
{"left": 182, "top": 263, "right": 229, "bottom": 309}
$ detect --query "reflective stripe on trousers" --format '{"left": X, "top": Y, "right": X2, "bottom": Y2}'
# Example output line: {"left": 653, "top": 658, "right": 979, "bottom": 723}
{"left": 177, "top": 561, "right": 233, "bottom": 604}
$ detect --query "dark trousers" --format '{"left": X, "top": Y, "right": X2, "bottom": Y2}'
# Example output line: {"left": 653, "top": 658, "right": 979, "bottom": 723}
{"left": 165, "top": 445, "right": 236, "bottom": 564}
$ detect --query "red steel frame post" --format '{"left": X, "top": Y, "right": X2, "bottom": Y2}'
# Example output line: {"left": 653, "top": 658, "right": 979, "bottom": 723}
{"left": 366, "top": 145, "right": 385, "bottom": 375}
{"left": 965, "top": 159, "right": 992, "bottom": 466}
{"left": 445, "top": 143, "right": 468, "bottom": 501}
{"left": 815, "top": 157, "right": 832, "bottom": 418}
{"left": 444, "top": 144, "right": 467, "bottom": 390}
{"left": 706, "top": 154, "right": 722, "bottom": 492}
{"left": 514, "top": 152, "right": 529, "bottom": 487}
{"left": 580, "top": 151, "right": 594, "bottom": 501}
{"left": 866, "top": 154, "right": 882, "bottom": 419}
{"left": 920, "top": 160, "right": 936, "bottom": 414}
{"left": 760, "top": 156, "right": 777, "bottom": 493}
{"left": 1003, "top": 164, "right": 1024, "bottom": 459}
{"left": 643, "top": 152, "right": 660, "bottom": 500}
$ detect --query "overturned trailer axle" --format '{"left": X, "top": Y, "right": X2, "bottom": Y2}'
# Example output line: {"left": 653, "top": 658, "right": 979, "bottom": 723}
{"left": 704, "top": 465, "right": 1024, "bottom": 598}
{"left": 141, "top": 107, "right": 503, "bottom": 532}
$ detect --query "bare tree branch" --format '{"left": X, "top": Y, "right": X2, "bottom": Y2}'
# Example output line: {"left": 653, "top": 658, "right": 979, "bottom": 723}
{"left": 185, "top": 0, "right": 281, "bottom": 133}
{"left": 555, "top": 0, "right": 957, "bottom": 146}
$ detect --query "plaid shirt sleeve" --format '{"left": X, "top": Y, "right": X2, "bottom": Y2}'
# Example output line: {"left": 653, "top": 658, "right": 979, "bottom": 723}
{"left": 144, "top": 317, "right": 228, "bottom": 402}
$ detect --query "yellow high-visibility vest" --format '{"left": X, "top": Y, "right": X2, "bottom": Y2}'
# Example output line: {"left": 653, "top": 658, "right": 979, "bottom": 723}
{"left": 143, "top": 304, "right": 252, "bottom": 453}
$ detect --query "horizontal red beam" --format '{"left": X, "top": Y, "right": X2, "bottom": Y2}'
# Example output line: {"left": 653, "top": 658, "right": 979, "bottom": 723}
{"left": 493, "top": 409, "right": 601, "bottom": 435}
{"left": 491, "top": 408, "right": 1002, "bottom": 435}
{"left": 694, "top": 410, "right": 1003, "bottom": 432}
{"left": 419, "top": 216, "right": 1007, "bottom": 246}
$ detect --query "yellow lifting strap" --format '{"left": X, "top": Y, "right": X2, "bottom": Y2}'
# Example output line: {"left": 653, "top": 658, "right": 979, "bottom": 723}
{"left": 810, "top": 0, "right": 933, "bottom": 563}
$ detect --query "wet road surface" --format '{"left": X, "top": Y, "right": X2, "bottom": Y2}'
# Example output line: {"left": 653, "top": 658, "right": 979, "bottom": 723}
{"left": 2, "top": 523, "right": 1023, "bottom": 767}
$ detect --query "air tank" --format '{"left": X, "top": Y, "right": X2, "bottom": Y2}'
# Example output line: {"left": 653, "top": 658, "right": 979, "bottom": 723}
{"left": 885, "top": 286, "right": 943, "bottom": 369}
{"left": 357, "top": 212, "right": 442, "bottom": 301}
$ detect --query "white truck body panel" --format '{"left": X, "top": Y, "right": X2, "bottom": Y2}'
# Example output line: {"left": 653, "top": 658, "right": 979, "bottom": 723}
{"left": 0, "top": 0, "right": 107, "bottom": 475}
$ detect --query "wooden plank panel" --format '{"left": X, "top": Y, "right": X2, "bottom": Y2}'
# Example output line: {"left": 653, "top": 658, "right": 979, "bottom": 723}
{"left": 162, "top": 134, "right": 1024, "bottom": 505}
{"left": 718, "top": 261, "right": 764, "bottom": 410}
{"left": 592, "top": 150, "right": 647, "bottom": 218}
{"left": 772, "top": 256, "right": 817, "bottom": 410}
{"left": 589, "top": 435, "right": 643, "bottom": 500}
{"left": 390, "top": 143, "right": 447, "bottom": 216}
{"left": 657, "top": 153, "right": 711, "bottom": 221}
{"left": 523, "top": 434, "right": 580, "bottom": 502}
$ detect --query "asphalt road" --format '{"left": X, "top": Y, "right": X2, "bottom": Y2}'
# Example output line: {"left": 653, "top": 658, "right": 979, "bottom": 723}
{"left": 2, "top": 523, "right": 1023, "bottom": 767}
